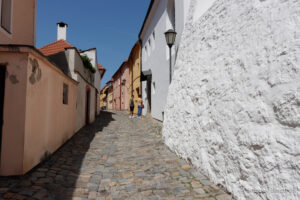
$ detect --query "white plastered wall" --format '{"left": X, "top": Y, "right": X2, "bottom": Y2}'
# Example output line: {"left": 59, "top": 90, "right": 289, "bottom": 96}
{"left": 163, "top": 0, "right": 300, "bottom": 199}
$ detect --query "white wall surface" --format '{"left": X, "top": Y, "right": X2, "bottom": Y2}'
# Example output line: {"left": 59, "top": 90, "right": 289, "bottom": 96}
{"left": 75, "top": 75, "right": 96, "bottom": 132}
{"left": 163, "top": 0, "right": 300, "bottom": 199}
{"left": 80, "top": 49, "right": 101, "bottom": 115}
{"left": 140, "top": 0, "right": 190, "bottom": 121}
{"left": 66, "top": 49, "right": 96, "bottom": 131}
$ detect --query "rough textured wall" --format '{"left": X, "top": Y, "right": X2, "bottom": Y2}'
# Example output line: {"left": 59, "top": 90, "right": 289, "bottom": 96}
{"left": 163, "top": 0, "right": 300, "bottom": 199}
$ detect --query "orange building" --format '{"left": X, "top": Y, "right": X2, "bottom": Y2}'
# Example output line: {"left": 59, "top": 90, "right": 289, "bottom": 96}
{"left": 112, "top": 61, "right": 130, "bottom": 111}
{"left": 128, "top": 41, "right": 141, "bottom": 114}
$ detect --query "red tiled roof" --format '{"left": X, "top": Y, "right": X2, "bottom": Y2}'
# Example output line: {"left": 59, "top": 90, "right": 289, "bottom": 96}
{"left": 38, "top": 39, "right": 75, "bottom": 56}
{"left": 98, "top": 64, "right": 105, "bottom": 71}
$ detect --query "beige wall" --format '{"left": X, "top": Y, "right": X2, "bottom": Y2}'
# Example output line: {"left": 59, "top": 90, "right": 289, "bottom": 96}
{"left": 0, "top": 46, "right": 78, "bottom": 175}
{"left": 0, "top": 0, "right": 36, "bottom": 46}
{"left": 0, "top": 51, "right": 28, "bottom": 175}
{"left": 23, "top": 52, "right": 77, "bottom": 173}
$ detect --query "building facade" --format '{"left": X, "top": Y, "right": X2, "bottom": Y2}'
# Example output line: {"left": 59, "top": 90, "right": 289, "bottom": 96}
{"left": 100, "top": 85, "right": 108, "bottom": 109}
{"left": 139, "top": 0, "right": 191, "bottom": 121}
{"left": 106, "top": 79, "right": 114, "bottom": 110}
{"left": 0, "top": 2, "right": 79, "bottom": 175}
{"left": 112, "top": 61, "right": 129, "bottom": 111}
{"left": 0, "top": 0, "right": 37, "bottom": 46}
{"left": 128, "top": 42, "right": 141, "bottom": 114}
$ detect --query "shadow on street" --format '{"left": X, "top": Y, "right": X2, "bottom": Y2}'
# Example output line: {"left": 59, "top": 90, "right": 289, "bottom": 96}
{"left": 0, "top": 111, "right": 115, "bottom": 200}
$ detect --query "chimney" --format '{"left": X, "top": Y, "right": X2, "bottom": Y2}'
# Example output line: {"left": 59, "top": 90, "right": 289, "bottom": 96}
{"left": 57, "top": 22, "right": 68, "bottom": 40}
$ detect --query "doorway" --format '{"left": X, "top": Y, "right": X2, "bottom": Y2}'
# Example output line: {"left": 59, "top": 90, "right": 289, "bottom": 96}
{"left": 146, "top": 75, "right": 152, "bottom": 113}
{"left": 86, "top": 88, "right": 90, "bottom": 125}
{"left": 0, "top": 66, "right": 6, "bottom": 155}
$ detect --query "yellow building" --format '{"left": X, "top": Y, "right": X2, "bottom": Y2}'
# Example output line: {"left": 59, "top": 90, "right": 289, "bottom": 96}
{"left": 128, "top": 41, "right": 141, "bottom": 114}
{"left": 100, "top": 85, "right": 108, "bottom": 109}
{"left": 106, "top": 78, "right": 114, "bottom": 110}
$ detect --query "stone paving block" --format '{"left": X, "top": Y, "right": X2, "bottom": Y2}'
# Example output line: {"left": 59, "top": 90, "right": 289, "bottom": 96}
{"left": 0, "top": 111, "right": 232, "bottom": 200}
{"left": 88, "top": 191, "right": 97, "bottom": 200}
{"left": 216, "top": 194, "right": 233, "bottom": 200}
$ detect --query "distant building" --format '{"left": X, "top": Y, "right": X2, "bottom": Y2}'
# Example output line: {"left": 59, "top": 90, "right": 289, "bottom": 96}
{"left": 106, "top": 78, "right": 114, "bottom": 110}
{"left": 100, "top": 85, "right": 108, "bottom": 110}
{"left": 98, "top": 64, "right": 106, "bottom": 110}
{"left": 139, "top": 0, "right": 191, "bottom": 121}
{"left": 112, "top": 60, "right": 129, "bottom": 111}
{"left": 0, "top": 1, "right": 78, "bottom": 176}
{"left": 128, "top": 41, "right": 141, "bottom": 114}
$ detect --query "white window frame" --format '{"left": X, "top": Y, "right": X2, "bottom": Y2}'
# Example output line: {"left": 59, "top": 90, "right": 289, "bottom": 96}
{"left": 0, "top": 0, "right": 13, "bottom": 37}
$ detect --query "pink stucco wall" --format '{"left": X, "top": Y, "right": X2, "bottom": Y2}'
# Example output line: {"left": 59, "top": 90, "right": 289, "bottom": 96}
{"left": 112, "top": 62, "right": 130, "bottom": 111}
{"left": 121, "top": 65, "right": 129, "bottom": 110}
{"left": 0, "top": 0, "right": 37, "bottom": 46}
{"left": 0, "top": 46, "right": 78, "bottom": 176}
{"left": 113, "top": 75, "right": 121, "bottom": 110}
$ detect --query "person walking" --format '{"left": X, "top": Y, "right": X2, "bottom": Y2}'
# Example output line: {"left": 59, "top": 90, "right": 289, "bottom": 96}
{"left": 137, "top": 95, "right": 143, "bottom": 118}
{"left": 129, "top": 95, "right": 134, "bottom": 118}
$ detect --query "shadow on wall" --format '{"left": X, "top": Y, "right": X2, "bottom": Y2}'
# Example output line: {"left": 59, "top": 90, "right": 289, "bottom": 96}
{"left": 0, "top": 111, "right": 115, "bottom": 199}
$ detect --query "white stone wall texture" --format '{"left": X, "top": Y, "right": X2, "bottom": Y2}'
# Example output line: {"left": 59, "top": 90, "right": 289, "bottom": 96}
{"left": 163, "top": 0, "right": 300, "bottom": 199}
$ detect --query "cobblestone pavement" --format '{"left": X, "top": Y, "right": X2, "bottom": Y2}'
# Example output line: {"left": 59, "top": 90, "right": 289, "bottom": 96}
{"left": 0, "top": 111, "right": 233, "bottom": 200}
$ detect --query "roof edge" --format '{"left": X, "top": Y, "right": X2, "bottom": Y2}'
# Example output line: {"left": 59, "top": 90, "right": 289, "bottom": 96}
{"left": 138, "top": 0, "right": 155, "bottom": 39}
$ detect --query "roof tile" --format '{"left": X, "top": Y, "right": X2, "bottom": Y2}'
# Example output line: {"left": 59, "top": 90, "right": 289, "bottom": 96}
{"left": 38, "top": 39, "right": 74, "bottom": 56}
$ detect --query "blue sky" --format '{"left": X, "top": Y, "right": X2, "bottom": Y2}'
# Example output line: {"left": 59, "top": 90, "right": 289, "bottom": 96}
{"left": 36, "top": 0, "right": 150, "bottom": 88}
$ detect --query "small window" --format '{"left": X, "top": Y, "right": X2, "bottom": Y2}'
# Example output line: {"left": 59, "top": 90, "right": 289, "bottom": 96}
{"left": 0, "top": 0, "right": 12, "bottom": 33}
{"left": 153, "top": 31, "right": 155, "bottom": 39}
{"left": 63, "top": 83, "right": 68, "bottom": 104}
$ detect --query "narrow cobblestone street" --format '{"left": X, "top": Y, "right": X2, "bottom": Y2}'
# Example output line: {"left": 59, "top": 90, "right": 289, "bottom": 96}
{"left": 0, "top": 111, "right": 232, "bottom": 200}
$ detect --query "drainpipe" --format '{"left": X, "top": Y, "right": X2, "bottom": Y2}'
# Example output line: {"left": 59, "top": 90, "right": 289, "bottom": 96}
{"left": 131, "top": 58, "right": 133, "bottom": 97}
{"left": 120, "top": 70, "right": 122, "bottom": 110}
{"left": 139, "top": 39, "right": 142, "bottom": 98}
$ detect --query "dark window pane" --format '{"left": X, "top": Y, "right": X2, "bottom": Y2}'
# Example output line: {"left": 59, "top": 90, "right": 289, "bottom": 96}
{"left": 63, "top": 83, "right": 68, "bottom": 105}
{"left": 1, "top": 0, "right": 12, "bottom": 33}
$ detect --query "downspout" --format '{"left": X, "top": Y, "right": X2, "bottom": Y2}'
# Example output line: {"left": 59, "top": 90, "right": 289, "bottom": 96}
{"left": 120, "top": 71, "right": 122, "bottom": 110}
{"left": 139, "top": 39, "right": 142, "bottom": 97}
{"left": 112, "top": 83, "right": 116, "bottom": 110}
{"left": 131, "top": 58, "right": 133, "bottom": 97}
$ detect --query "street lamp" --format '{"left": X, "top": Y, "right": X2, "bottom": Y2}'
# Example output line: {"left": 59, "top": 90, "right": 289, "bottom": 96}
{"left": 164, "top": 29, "right": 177, "bottom": 84}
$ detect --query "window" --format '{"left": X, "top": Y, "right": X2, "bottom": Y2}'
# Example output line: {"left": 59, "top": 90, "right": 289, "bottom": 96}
{"left": 151, "top": 33, "right": 155, "bottom": 50}
{"left": 146, "top": 43, "right": 150, "bottom": 56}
{"left": 145, "top": 46, "right": 148, "bottom": 59}
{"left": 63, "top": 83, "right": 68, "bottom": 104}
{"left": 0, "top": 0, "right": 12, "bottom": 33}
